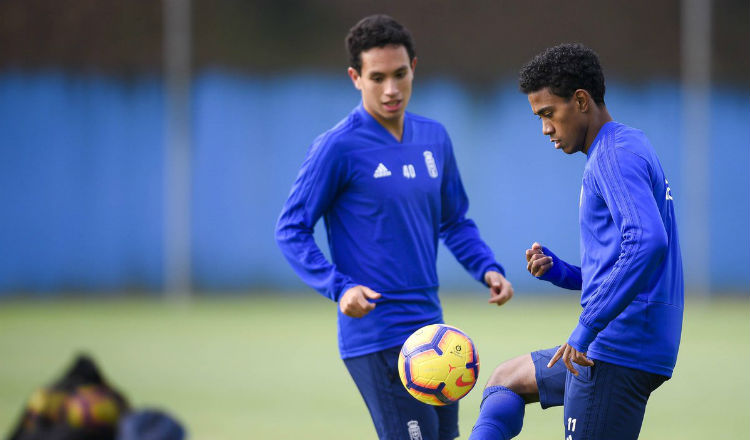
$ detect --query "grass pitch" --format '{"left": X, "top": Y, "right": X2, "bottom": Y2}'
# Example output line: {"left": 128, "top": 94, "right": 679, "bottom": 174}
{"left": 0, "top": 293, "right": 747, "bottom": 439}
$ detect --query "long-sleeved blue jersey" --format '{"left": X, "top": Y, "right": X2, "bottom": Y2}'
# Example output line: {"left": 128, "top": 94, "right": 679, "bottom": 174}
{"left": 539, "top": 121, "right": 683, "bottom": 377}
{"left": 276, "top": 103, "right": 502, "bottom": 359}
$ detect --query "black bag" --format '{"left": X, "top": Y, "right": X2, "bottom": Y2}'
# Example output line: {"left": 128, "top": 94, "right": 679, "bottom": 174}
{"left": 7, "top": 354, "right": 130, "bottom": 440}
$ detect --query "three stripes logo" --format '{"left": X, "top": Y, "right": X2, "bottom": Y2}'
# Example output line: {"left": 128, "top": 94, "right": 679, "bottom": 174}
{"left": 373, "top": 163, "right": 392, "bottom": 178}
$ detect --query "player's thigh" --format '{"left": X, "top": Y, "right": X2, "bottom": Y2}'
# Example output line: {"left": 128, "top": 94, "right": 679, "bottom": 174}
{"left": 563, "top": 360, "right": 668, "bottom": 440}
{"left": 434, "top": 400, "right": 459, "bottom": 440}
{"left": 385, "top": 347, "right": 459, "bottom": 440}
{"left": 344, "top": 346, "right": 453, "bottom": 440}
{"left": 390, "top": 388, "right": 458, "bottom": 440}
{"left": 530, "top": 347, "right": 567, "bottom": 408}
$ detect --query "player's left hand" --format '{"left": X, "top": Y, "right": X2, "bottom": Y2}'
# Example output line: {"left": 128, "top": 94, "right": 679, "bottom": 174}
{"left": 547, "top": 343, "right": 594, "bottom": 376}
{"left": 484, "top": 271, "right": 513, "bottom": 307}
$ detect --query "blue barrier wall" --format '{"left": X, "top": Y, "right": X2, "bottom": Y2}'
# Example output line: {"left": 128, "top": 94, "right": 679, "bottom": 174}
{"left": 0, "top": 71, "right": 747, "bottom": 294}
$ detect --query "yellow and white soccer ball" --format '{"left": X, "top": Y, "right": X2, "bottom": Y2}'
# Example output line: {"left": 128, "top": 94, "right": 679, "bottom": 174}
{"left": 397, "top": 324, "right": 480, "bottom": 406}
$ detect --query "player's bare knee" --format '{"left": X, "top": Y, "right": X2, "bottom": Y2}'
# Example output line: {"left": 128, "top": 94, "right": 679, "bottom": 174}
{"left": 485, "top": 353, "right": 537, "bottom": 397}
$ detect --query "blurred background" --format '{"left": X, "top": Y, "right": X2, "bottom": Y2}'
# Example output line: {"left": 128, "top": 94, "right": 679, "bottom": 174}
{"left": 0, "top": 0, "right": 748, "bottom": 439}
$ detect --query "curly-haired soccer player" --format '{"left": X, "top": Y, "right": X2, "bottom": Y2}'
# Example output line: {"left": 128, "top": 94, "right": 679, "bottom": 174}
{"left": 276, "top": 15, "right": 513, "bottom": 440}
{"left": 470, "top": 43, "right": 684, "bottom": 440}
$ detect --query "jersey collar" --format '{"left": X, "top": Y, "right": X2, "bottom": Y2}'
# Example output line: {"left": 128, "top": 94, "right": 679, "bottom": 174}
{"left": 586, "top": 121, "right": 618, "bottom": 158}
{"left": 355, "top": 102, "right": 412, "bottom": 144}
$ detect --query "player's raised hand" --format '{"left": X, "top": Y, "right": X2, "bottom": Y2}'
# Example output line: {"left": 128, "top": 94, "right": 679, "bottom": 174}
{"left": 547, "top": 343, "right": 594, "bottom": 376}
{"left": 339, "top": 285, "right": 382, "bottom": 318}
{"left": 484, "top": 271, "right": 514, "bottom": 307}
{"left": 526, "top": 242, "right": 554, "bottom": 277}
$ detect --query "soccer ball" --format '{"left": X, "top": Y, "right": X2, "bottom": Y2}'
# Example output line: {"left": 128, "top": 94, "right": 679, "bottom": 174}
{"left": 64, "top": 385, "right": 125, "bottom": 428}
{"left": 397, "top": 324, "right": 479, "bottom": 406}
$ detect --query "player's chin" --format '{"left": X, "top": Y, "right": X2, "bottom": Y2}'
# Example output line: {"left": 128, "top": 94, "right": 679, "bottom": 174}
{"left": 561, "top": 145, "right": 577, "bottom": 154}
{"left": 380, "top": 108, "right": 404, "bottom": 120}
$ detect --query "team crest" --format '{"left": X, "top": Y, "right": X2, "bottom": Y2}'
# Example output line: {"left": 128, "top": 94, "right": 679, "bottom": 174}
{"left": 407, "top": 420, "right": 423, "bottom": 440}
{"left": 423, "top": 151, "right": 438, "bottom": 178}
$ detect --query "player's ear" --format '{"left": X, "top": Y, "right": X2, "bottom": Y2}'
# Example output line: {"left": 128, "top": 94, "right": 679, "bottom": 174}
{"left": 575, "top": 89, "right": 590, "bottom": 113}
{"left": 347, "top": 67, "right": 362, "bottom": 90}
{"left": 410, "top": 57, "right": 418, "bottom": 74}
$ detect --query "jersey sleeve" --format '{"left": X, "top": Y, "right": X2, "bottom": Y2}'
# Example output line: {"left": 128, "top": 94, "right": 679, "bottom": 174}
{"left": 438, "top": 132, "right": 504, "bottom": 283}
{"left": 568, "top": 143, "right": 669, "bottom": 353}
{"left": 275, "top": 137, "right": 357, "bottom": 301}
{"left": 536, "top": 246, "right": 582, "bottom": 290}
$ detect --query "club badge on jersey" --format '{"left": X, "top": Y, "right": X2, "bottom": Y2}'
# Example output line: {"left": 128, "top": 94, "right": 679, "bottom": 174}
{"left": 424, "top": 151, "right": 439, "bottom": 178}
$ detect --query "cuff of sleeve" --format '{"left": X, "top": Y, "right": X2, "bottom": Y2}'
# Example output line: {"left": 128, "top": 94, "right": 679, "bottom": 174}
{"left": 536, "top": 251, "right": 563, "bottom": 283}
{"left": 568, "top": 321, "right": 598, "bottom": 353}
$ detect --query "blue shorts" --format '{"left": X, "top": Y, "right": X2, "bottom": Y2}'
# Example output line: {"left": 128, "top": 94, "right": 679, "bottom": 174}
{"left": 344, "top": 345, "right": 459, "bottom": 440}
{"left": 532, "top": 347, "right": 668, "bottom": 440}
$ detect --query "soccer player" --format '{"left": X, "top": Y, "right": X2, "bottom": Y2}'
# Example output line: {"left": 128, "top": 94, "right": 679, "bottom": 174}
{"left": 469, "top": 43, "right": 684, "bottom": 440}
{"left": 275, "top": 15, "right": 513, "bottom": 440}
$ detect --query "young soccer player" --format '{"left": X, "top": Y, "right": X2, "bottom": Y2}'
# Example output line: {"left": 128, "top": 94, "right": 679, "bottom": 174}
{"left": 275, "top": 15, "right": 513, "bottom": 440}
{"left": 470, "top": 43, "right": 684, "bottom": 440}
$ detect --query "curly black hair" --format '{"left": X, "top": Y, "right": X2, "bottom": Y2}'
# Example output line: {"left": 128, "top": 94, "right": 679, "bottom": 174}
{"left": 345, "top": 15, "right": 416, "bottom": 73}
{"left": 519, "top": 43, "right": 606, "bottom": 105}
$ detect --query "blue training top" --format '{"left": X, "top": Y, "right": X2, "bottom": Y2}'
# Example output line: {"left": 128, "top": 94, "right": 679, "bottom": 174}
{"left": 539, "top": 121, "right": 684, "bottom": 377}
{"left": 276, "top": 103, "right": 503, "bottom": 359}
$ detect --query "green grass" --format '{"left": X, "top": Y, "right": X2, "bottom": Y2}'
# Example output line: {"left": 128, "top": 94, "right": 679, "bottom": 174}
{"left": 0, "top": 293, "right": 747, "bottom": 439}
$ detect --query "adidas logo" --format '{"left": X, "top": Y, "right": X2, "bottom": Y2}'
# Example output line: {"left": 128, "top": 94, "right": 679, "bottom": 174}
{"left": 373, "top": 163, "right": 392, "bottom": 178}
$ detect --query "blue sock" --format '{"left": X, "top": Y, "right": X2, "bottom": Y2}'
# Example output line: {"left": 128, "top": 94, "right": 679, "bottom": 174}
{"left": 468, "top": 385, "right": 525, "bottom": 440}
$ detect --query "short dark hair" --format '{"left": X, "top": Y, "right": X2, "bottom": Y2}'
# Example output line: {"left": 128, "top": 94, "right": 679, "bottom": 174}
{"left": 345, "top": 15, "right": 416, "bottom": 73}
{"left": 519, "top": 43, "right": 606, "bottom": 105}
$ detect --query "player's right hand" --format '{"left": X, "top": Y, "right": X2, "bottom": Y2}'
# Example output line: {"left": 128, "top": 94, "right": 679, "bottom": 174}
{"left": 339, "top": 285, "right": 382, "bottom": 318}
{"left": 526, "top": 242, "right": 554, "bottom": 277}
{"left": 547, "top": 343, "right": 594, "bottom": 376}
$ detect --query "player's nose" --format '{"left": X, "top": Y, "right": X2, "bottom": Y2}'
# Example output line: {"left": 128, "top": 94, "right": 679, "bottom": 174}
{"left": 384, "top": 78, "right": 398, "bottom": 96}
{"left": 542, "top": 120, "right": 554, "bottom": 135}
